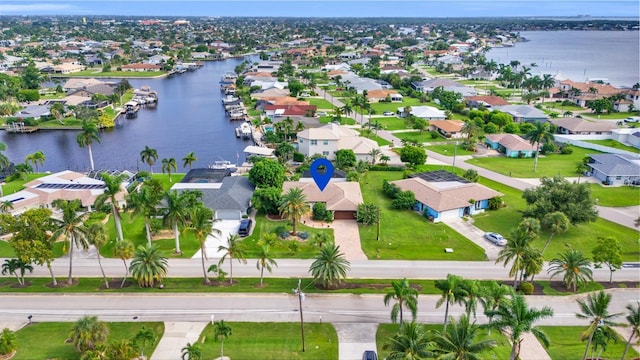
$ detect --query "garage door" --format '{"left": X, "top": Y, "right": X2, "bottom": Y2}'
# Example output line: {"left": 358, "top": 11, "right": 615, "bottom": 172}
{"left": 215, "top": 210, "right": 242, "bottom": 220}
{"left": 334, "top": 211, "right": 355, "bottom": 220}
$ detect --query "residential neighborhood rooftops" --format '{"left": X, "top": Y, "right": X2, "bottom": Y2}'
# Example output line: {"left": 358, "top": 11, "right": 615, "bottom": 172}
{"left": 282, "top": 181, "right": 363, "bottom": 211}
{"left": 550, "top": 117, "right": 618, "bottom": 133}
{"left": 485, "top": 133, "right": 537, "bottom": 151}
{"left": 429, "top": 120, "right": 465, "bottom": 133}
{"left": 465, "top": 95, "right": 510, "bottom": 107}
{"left": 588, "top": 153, "right": 640, "bottom": 177}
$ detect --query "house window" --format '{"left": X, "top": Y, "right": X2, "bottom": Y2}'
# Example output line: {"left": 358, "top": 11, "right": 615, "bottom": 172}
{"left": 475, "top": 201, "right": 482, "bottom": 210}
{"left": 616, "top": 176, "right": 621, "bottom": 180}
{"left": 322, "top": 151, "right": 329, "bottom": 156}
{"left": 323, "top": 140, "right": 329, "bottom": 145}
{"left": 311, "top": 140, "right": 317, "bottom": 145}
{"left": 299, "top": 139, "right": 303, "bottom": 143}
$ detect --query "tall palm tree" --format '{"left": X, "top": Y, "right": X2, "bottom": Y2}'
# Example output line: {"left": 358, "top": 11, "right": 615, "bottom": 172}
{"left": 162, "top": 190, "right": 189, "bottom": 255}
{"left": 521, "top": 247, "right": 544, "bottom": 283}
{"left": 113, "top": 240, "right": 134, "bottom": 288}
{"left": 182, "top": 151, "right": 197, "bottom": 169}
{"left": 461, "top": 279, "right": 482, "bottom": 319}
{"left": 133, "top": 326, "right": 155, "bottom": 359}
{"left": 525, "top": 122, "right": 554, "bottom": 172}
{"left": 76, "top": 120, "right": 101, "bottom": 171}
{"left": 218, "top": 234, "right": 246, "bottom": 285}
{"left": 435, "top": 274, "right": 468, "bottom": 331}
{"left": 186, "top": 205, "right": 221, "bottom": 284}
{"left": 495, "top": 228, "right": 533, "bottom": 289}
{"left": 548, "top": 249, "right": 593, "bottom": 292}
{"left": 129, "top": 244, "right": 168, "bottom": 288}
{"left": 181, "top": 342, "right": 202, "bottom": 360}
{"left": 256, "top": 245, "right": 277, "bottom": 286}
{"left": 161, "top": 157, "right": 177, "bottom": 182}
{"left": 383, "top": 321, "right": 434, "bottom": 360}
{"left": 309, "top": 244, "right": 350, "bottom": 289}
{"left": 214, "top": 320, "right": 232, "bottom": 360}
{"left": 383, "top": 278, "right": 419, "bottom": 328}
{"left": 69, "top": 316, "right": 109, "bottom": 353}
{"left": 461, "top": 121, "right": 481, "bottom": 145}
{"left": 541, "top": 211, "right": 570, "bottom": 254}
{"left": 105, "top": 339, "right": 138, "bottom": 360}
{"left": 86, "top": 223, "right": 110, "bottom": 289}
{"left": 94, "top": 172, "right": 127, "bottom": 242}
{"left": 486, "top": 295, "right": 554, "bottom": 360}
{"left": 479, "top": 281, "right": 513, "bottom": 335}
{"left": 576, "top": 291, "right": 621, "bottom": 360}
{"left": 25, "top": 150, "right": 45, "bottom": 172}
{"left": 127, "top": 180, "right": 163, "bottom": 245}
{"left": 140, "top": 146, "right": 159, "bottom": 174}
{"left": 622, "top": 302, "right": 640, "bottom": 360}
{"left": 279, "top": 187, "right": 311, "bottom": 235}
{"left": 433, "top": 314, "right": 497, "bottom": 360}
{"left": 368, "top": 148, "right": 382, "bottom": 165}
{"left": 51, "top": 199, "right": 88, "bottom": 285}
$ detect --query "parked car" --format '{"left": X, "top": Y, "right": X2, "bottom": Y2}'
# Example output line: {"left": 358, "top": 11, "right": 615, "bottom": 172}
{"left": 624, "top": 116, "right": 640, "bottom": 123}
{"left": 316, "top": 111, "right": 327, "bottom": 116}
{"left": 238, "top": 219, "right": 252, "bottom": 237}
{"left": 484, "top": 232, "right": 507, "bottom": 246}
{"left": 362, "top": 350, "right": 378, "bottom": 360}
{"left": 383, "top": 111, "right": 395, "bottom": 116}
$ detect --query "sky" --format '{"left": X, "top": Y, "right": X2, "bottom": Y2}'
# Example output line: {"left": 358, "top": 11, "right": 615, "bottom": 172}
{"left": 1, "top": 1, "right": 639, "bottom": 18}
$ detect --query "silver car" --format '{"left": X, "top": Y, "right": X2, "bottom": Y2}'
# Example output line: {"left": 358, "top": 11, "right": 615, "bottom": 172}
{"left": 484, "top": 232, "right": 507, "bottom": 246}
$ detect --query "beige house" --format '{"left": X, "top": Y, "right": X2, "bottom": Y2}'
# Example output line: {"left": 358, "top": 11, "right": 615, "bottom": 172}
{"left": 297, "top": 123, "right": 379, "bottom": 162}
{"left": 282, "top": 181, "right": 363, "bottom": 220}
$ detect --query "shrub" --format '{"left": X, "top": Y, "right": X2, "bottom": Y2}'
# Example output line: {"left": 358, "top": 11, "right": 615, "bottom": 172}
{"left": 519, "top": 282, "right": 534, "bottom": 295}
{"left": 541, "top": 142, "right": 556, "bottom": 155}
{"left": 287, "top": 241, "right": 299, "bottom": 253}
{"left": 369, "top": 165, "right": 405, "bottom": 171}
{"left": 462, "top": 169, "right": 479, "bottom": 182}
{"left": 279, "top": 231, "right": 290, "bottom": 239}
{"left": 293, "top": 152, "right": 305, "bottom": 162}
{"left": 560, "top": 144, "right": 573, "bottom": 154}
{"left": 149, "top": 218, "right": 163, "bottom": 235}
{"left": 297, "top": 231, "right": 309, "bottom": 240}
{"left": 312, "top": 202, "right": 329, "bottom": 221}
{"left": 488, "top": 196, "right": 503, "bottom": 210}
{"left": 382, "top": 179, "right": 401, "bottom": 198}
{"left": 430, "top": 131, "right": 440, "bottom": 139}
{"left": 391, "top": 190, "right": 416, "bottom": 210}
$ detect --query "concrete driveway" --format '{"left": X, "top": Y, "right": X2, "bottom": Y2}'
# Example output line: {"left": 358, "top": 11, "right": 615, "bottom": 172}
{"left": 192, "top": 220, "right": 241, "bottom": 259}
{"left": 334, "top": 323, "right": 378, "bottom": 360}
{"left": 441, "top": 217, "right": 503, "bottom": 261}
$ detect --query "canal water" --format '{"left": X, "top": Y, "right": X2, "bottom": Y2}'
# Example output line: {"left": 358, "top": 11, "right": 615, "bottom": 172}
{"left": 1, "top": 57, "right": 254, "bottom": 173}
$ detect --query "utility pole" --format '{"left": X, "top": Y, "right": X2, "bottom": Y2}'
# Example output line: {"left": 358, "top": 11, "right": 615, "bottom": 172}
{"left": 376, "top": 206, "right": 381, "bottom": 241}
{"left": 452, "top": 141, "right": 458, "bottom": 172}
{"left": 297, "top": 278, "right": 305, "bottom": 352}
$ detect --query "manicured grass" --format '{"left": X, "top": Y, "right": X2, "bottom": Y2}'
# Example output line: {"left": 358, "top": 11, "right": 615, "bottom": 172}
{"left": 539, "top": 326, "right": 639, "bottom": 360}
{"left": 1, "top": 173, "right": 47, "bottom": 195}
{"left": 375, "top": 116, "right": 408, "bottom": 131}
{"left": 239, "top": 214, "right": 334, "bottom": 259}
{"left": 376, "top": 323, "right": 512, "bottom": 360}
{"left": 535, "top": 281, "right": 605, "bottom": 295}
{"left": 14, "top": 322, "right": 164, "bottom": 360}
{"left": 370, "top": 98, "right": 436, "bottom": 114}
{"left": 367, "top": 134, "right": 393, "bottom": 146}
{"left": 0, "top": 240, "right": 16, "bottom": 257}
{"left": 466, "top": 146, "right": 602, "bottom": 178}
{"left": 197, "top": 322, "right": 338, "bottom": 360}
{"left": 359, "top": 171, "right": 486, "bottom": 261}
{"left": 67, "top": 70, "right": 166, "bottom": 77}
{"left": 318, "top": 116, "right": 356, "bottom": 125}
{"left": 582, "top": 111, "right": 640, "bottom": 120}
{"left": 306, "top": 98, "right": 335, "bottom": 109}
{"left": 542, "top": 102, "right": 584, "bottom": 111}
{"left": 150, "top": 173, "right": 186, "bottom": 190}
{"left": 37, "top": 118, "right": 84, "bottom": 128}
{"left": 584, "top": 139, "right": 640, "bottom": 154}
{"left": 589, "top": 183, "right": 640, "bottom": 207}
{"left": 393, "top": 131, "right": 432, "bottom": 144}
{"left": 426, "top": 143, "right": 475, "bottom": 156}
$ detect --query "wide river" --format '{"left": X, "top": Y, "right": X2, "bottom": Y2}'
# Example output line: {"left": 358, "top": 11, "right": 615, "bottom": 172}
{"left": 486, "top": 30, "right": 640, "bottom": 88}
{"left": 1, "top": 56, "right": 255, "bottom": 173}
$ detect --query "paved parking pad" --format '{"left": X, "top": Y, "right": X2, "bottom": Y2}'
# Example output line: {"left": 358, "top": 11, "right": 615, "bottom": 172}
{"left": 334, "top": 323, "right": 379, "bottom": 360}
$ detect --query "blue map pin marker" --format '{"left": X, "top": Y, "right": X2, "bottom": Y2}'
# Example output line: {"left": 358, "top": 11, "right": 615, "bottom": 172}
{"left": 310, "top": 158, "right": 334, "bottom": 191}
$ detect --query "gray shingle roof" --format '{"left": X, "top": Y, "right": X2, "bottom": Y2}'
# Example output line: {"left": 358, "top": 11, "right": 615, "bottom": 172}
{"left": 588, "top": 154, "right": 640, "bottom": 176}
{"left": 186, "top": 176, "right": 255, "bottom": 213}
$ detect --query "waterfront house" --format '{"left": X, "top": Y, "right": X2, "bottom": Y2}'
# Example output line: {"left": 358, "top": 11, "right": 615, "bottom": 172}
{"left": 586, "top": 153, "right": 640, "bottom": 186}
{"left": 397, "top": 106, "right": 446, "bottom": 120}
{"left": 550, "top": 117, "right": 618, "bottom": 135}
{"left": 297, "top": 123, "right": 379, "bottom": 162}
{"left": 494, "top": 105, "right": 549, "bottom": 123}
{"left": 63, "top": 78, "right": 106, "bottom": 93}
{"left": 263, "top": 104, "right": 317, "bottom": 119}
{"left": 390, "top": 170, "right": 502, "bottom": 222}
{"left": 281, "top": 181, "right": 363, "bottom": 220}
{"left": 13, "top": 104, "right": 51, "bottom": 120}
{"left": 52, "top": 63, "right": 85, "bottom": 74}
{"left": 120, "top": 63, "right": 161, "bottom": 72}
{"left": 429, "top": 120, "right": 465, "bottom": 138}
{"left": 557, "top": 79, "right": 623, "bottom": 107}
{"left": 485, "top": 133, "right": 537, "bottom": 158}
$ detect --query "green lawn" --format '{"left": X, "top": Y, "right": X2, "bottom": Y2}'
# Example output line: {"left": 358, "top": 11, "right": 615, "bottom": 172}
{"left": 359, "top": 171, "right": 486, "bottom": 261}
{"left": 365, "top": 134, "right": 393, "bottom": 146}
{"left": 376, "top": 116, "right": 408, "bottom": 131}
{"left": 239, "top": 214, "right": 334, "bottom": 259}
{"left": 306, "top": 98, "right": 335, "bottom": 109}
{"left": 318, "top": 116, "right": 356, "bottom": 125}
{"left": 471, "top": 178, "right": 640, "bottom": 261}
{"left": 466, "top": 146, "right": 602, "bottom": 178}
{"left": 542, "top": 102, "right": 584, "bottom": 112}
{"left": 539, "top": 326, "right": 639, "bottom": 360}
{"left": 370, "top": 98, "right": 437, "bottom": 114}
{"left": 393, "top": 131, "right": 432, "bottom": 144}
{"left": 582, "top": 111, "right": 640, "bottom": 120}
{"left": 590, "top": 183, "right": 640, "bottom": 207}
{"left": 1, "top": 173, "right": 47, "bottom": 195}
{"left": 14, "top": 322, "right": 164, "bottom": 360}
{"left": 197, "top": 322, "right": 338, "bottom": 360}
{"left": 66, "top": 70, "right": 166, "bottom": 77}
{"left": 426, "top": 143, "right": 475, "bottom": 156}
{"left": 376, "top": 323, "right": 512, "bottom": 360}
{"left": 584, "top": 139, "right": 640, "bottom": 154}
{"left": 37, "top": 117, "right": 84, "bottom": 128}
{"left": 535, "top": 281, "right": 605, "bottom": 295}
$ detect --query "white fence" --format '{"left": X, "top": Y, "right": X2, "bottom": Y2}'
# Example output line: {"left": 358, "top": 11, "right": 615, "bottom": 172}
{"left": 553, "top": 135, "right": 639, "bottom": 156}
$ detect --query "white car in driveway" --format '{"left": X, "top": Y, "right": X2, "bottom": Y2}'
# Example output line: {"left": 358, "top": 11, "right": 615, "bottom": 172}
{"left": 484, "top": 232, "right": 507, "bottom": 246}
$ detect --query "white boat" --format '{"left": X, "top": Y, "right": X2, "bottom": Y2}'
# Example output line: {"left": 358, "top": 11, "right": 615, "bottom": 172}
{"left": 209, "top": 160, "right": 237, "bottom": 172}
{"left": 236, "top": 122, "right": 252, "bottom": 140}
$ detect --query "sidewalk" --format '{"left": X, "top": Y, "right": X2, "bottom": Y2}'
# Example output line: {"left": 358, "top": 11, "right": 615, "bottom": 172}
{"left": 518, "top": 332, "right": 552, "bottom": 360}
{"left": 151, "top": 322, "right": 208, "bottom": 360}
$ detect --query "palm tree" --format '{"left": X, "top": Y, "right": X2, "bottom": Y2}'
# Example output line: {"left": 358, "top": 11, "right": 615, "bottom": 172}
{"left": 218, "top": 234, "right": 247, "bottom": 285}
{"left": 25, "top": 150, "right": 45, "bottom": 172}
{"left": 186, "top": 205, "right": 221, "bottom": 284}
{"left": 140, "top": 146, "right": 159, "bottom": 174}
{"left": 0, "top": 201, "right": 13, "bottom": 213}
{"left": 127, "top": 180, "right": 163, "bottom": 245}
{"left": 309, "top": 244, "right": 350, "bottom": 289}
{"left": 256, "top": 245, "right": 277, "bottom": 286}
{"left": 76, "top": 120, "right": 101, "bottom": 171}
{"left": 576, "top": 291, "right": 621, "bottom": 360}
{"left": 279, "top": 187, "right": 311, "bottom": 235}
{"left": 435, "top": 274, "right": 468, "bottom": 331}
{"left": 479, "top": 281, "right": 513, "bottom": 335}
{"left": 161, "top": 157, "right": 177, "bottom": 182}
{"left": 181, "top": 342, "right": 202, "bottom": 360}
{"left": 461, "top": 279, "right": 482, "bottom": 319}
{"left": 368, "top": 148, "right": 382, "bottom": 165}
{"left": 495, "top": 228, "right": 533, "bottom": 289}
{"left": 129, "top": 244, "right": 168, "bottom": 288}
{"left": 69, "top": 316, "right": 109, "bottom": 353}
{"left": 486, "top": 295, "right": 554, "bottom": 360}
{"left": 517, "top": 217, "right": 541, "bottom": 239}
{"left": 548, "top": 249, "right": 593, "bottom": 292}
{"left": 1, "top": 258, "right": 33, "bottom": 286}
{"left": 384, "top": 278, "right": 419, "bottom": 328}
{"left": 162, "top": 190, "right": 189, "bottom": 255}
{"left": 0, "top": 328, "right": 18, "bottom": 356}
{"left": 94, "top": 172, "right": 127, "bottom": 242}
{"left": 113, "top": 240, "right": 134, "bottom": 288}
{"left": 525, "top": 122, "right": 554, "bottom": 172}
{"left": 521, "top": 247, "right": 544, "bottom": 283}
{"left": 214, "top": 320, "right": 232, "bottom": 360}
{"left": 622, "top": 302, "right": 640, "bottom": 360}
{"left": 86, "top": 223, "right": 110, "bottom": 289}
{"left": 51, "top": 199, "right": 88, "bottom": 285}
{"left": 433, "top": 314, "right": 497, "bottom": 360}
{"left": 461, "top": 121, "right": 481, "bottom": 145}
{"left": 182, "top": 151, "right": 197, "bottom": 169}
{"left": 105, "top": 339, "right": 138, "bottom": 360}
{"left": 541, "top": 211, "right": 570, "bottom": 254}
{"left": 383, "top": 321, "right": 434, "bottom": 360}
{"left": 133, "top": 326, "right": 155, "bottom": 359}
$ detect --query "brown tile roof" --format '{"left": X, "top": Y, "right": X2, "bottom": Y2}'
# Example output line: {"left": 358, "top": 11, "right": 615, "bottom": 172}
{"left": 430, "top": 120, "right": 464, "bottom": 133}
{"left": 559, "top": 80, "right": 621, "bottom": 96}
{"left": 549, "top": 117, "right": 618, "bottom": 132}
{"left": 282, "top": 182, "right": 363, "bottom": 211}
{"left": 391, "top": 178, "right": 502, "bottom": 212}
{"left": 465, "top": 95, "right": 510, "bottom": 106}
{"left": 485, "top": 133, "right": 537, "bottom": 151}
{"left": 366, "top": 89, "right": 400, "bottom": 99}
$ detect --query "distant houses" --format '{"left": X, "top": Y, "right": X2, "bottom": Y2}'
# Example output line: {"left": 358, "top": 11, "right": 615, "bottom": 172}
{"left": 297, "top": 123, "right": 379, "bottom": 162}
{"left": 485, "top": 133, "right": 537, "bottom": 158}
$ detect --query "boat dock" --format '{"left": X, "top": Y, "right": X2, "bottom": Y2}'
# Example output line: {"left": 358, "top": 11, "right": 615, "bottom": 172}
{"left": 4, "top": 122, "right": 38, "bottom": 133}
